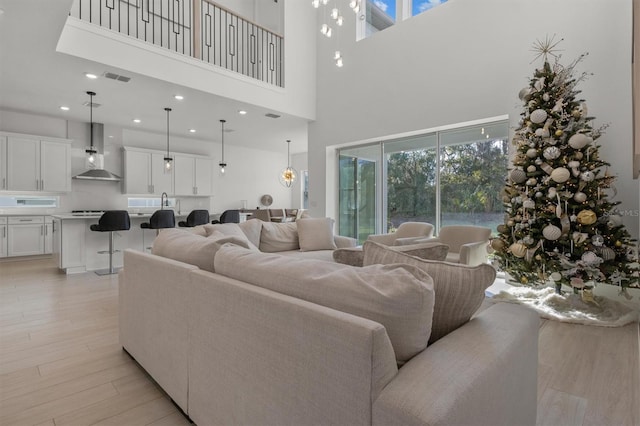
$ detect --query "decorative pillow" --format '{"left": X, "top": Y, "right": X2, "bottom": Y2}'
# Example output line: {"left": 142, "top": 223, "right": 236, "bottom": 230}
{"left": 391, "top": 242, "right": 449, "bottom": 262}
{"left": 214, "top": 244, "right": 435, "bottom": 363}
{"left": 183, "top": 224, "right": 208, "bottom": 237}
{"left": 204, "top": 223, "right": 259, "bottom": 251}
{"left": 297, "top": 217, "right": 337, "bottom": 252}
{"left": 238, "top": 219, "right": 262, "bottom": 249}
{"left": 363, "top": 241, "right": 495, "bottom": 344}
{"left": 332, "top": 247, "right": 365, "bottom": 267}
{"left": 259, "top": 222, "right": 299, "bottom": 252}
{"left": 152, "top": 229, "right": 249, "bottom": 272}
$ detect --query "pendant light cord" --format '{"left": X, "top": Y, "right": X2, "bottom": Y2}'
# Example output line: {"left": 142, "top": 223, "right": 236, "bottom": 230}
{"left": 220, "top": 119, "right": 226, "bottom": 163}
{"left": 165, "top": 107, "right": 171, "bottom": 157}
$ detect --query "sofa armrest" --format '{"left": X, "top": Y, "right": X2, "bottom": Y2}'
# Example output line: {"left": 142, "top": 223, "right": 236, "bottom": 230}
{"left": 459, "top": 240, "right": 489, "bottom": 266}
{"left": 334, "top": 235, "right": 357, "bottom": 248}
{"left": 373, "top": 303, "right": 539, "bottom": 426}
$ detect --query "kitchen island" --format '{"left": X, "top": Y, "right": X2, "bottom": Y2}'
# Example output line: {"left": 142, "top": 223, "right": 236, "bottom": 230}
{"left": 52, "top": 211, "right": 187, "bottom": 274}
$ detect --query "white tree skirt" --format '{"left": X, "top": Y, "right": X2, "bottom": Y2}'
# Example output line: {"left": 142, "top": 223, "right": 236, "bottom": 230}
{"left": 490, "top": 286, "right": 639, "bottom": 327}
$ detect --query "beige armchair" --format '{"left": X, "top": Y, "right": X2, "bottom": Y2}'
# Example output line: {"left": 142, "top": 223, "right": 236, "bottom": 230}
{"left": 421, "top": 225, "right": 491, "bottom": 266}
{"left": 366, "top": 222, "right": 434, "bottom": 246}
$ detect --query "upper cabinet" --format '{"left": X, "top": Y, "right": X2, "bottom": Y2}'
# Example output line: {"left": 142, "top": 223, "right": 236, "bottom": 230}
{"left": 1, "top": 133, "right": 72, "bottom": 193}
{"left": 123, "top": 148, "right": 211, "bottom": 196}
{"left": 174, "top": 154, "right": 213, "bottom": 196}
{"left": 123, "top": 149, "right": 172, "bottom": 195}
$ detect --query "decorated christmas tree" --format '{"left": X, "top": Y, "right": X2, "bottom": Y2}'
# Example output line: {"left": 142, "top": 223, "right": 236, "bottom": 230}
{"left": 493, "top": 37, "right": 639, "bottom": 300}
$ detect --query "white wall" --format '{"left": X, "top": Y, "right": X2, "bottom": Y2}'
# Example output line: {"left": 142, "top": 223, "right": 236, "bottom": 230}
{"left": 308, "top": 0, "right": 639, "bottom": 241}
{"left": 291, "top": 151, "right": 308, "bottom": 209}
{"left": 0, "top": 108, "right": 292, "bottom": 214}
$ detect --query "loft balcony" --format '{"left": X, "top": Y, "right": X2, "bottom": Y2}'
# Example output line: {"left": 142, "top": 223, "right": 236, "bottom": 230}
{"left": 69, "top": 0, "right": 283, "bottom": 87}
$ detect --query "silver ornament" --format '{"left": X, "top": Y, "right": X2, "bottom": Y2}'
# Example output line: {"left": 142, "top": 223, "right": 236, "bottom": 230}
{"left": 542, "top": 225, "right": 562, "bottom": 241}
{"left": 542, "top": 93, "right": 550, "bottom": 102}
{"left": 526, "top": 178, "right": 537, "bottom": 186}
{"left": 510, "top": 168, "right": 527, "bottom": 183}
{"left": 591, "top": 234, "right": 604, "bottom": 246}
{"left": 599, "top": 247, "right": 616, "bottom": 261}
{"left": 530, "top": 109, "right": 548, "bottom": 124}
{"left": 573, "top": 192, "right": 587, "bottom": 203}
{"left": 568, "top": 133, "right": 592, "bottom": 149}
{"left": 580, "top": 171, "right": 595, "bottom": 182}
{"left": 527, "top": 165, "right": 537, "bottom": 173}
{"left": 543, "top": 146, "right": 561, "bottom": 160}
{"left": 550, "top": 167, "right": 570, "bottom": 183}
{"left": 526, "top": 148, "right": 538, "bottom": 158}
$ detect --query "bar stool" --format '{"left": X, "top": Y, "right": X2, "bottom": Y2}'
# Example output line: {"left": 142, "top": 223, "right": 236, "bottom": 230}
{"left": 140, "top": 209, "right": 175, "bottom": 251}
{"left": 178, "top": 209, "right": 209, "bottom": 227}
{"left": 89, "top": 210, "right": 131, "bottom": 276}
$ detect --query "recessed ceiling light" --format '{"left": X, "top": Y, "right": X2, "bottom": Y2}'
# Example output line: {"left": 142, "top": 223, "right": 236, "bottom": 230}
{"left": 238, "top": 110, "right": 247, "bottom": 115}
{"left": 60, "top": 106, "right": 70, "bottom": 111}
{"left": 174, "top": 95, "right": 184, "bottom": 100}
{"left": 85, "top": 73, "right": 98, "bottom": 79}
{"left": 133, "top": 119, "right": 141, "bottom": 123}
{"left": 189, "top": 129, "right": 196, "bottom": 133}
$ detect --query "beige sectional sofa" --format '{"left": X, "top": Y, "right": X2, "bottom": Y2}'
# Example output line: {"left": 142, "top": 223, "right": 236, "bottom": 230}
{"left": 119, "top": 223, "right": 540, "bottom": 426}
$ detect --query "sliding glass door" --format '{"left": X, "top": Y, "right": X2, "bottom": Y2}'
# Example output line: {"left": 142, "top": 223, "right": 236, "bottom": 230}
{"left": 337, "top": 119, "right": 509, "bottom": 240}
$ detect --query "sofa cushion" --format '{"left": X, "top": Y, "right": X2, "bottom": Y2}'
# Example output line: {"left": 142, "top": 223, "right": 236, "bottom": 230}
{"left": 152, "top": 228, "right": 249, "bottom": 272}
{"left": 297, "top": 217, "right": 338, "bottom": 252}
{"left": 362, "top": 241, "right": 495, "bottom": 343}
{"left": 259, "top": 222, "right": 299, "bottom": 253}
{"left": 214, "top": 244, "right": 435, "bottom": 363}
{"left": 204, "top": 223, "right": 259, "bottom": 251}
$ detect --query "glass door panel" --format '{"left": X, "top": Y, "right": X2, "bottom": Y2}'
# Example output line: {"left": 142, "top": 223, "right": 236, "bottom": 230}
{"left": 438, "top": 122, "right": 509, "bottom": 234}
{"left": 338, "top": 144, "right": 380, "bottom": 244}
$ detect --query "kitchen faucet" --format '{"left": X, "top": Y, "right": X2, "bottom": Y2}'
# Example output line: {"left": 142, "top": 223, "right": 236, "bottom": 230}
{"left": 161, "top": 192, "right": 168, "bottom": 209}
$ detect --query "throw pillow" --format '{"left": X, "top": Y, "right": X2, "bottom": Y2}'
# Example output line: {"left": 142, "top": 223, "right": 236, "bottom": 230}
{"left": 259, "top": 222, "right": 299, "bottom": 252}
{"left": 214, "top": 244, "right": 435, "bottom": 363}
{"left": 152, "top": 228, "right": 249, "bottom": 272}
{"left": 391, "top": 242, "right": 449, "bottom": 262}
{"left": 297, "top": 217, "right": 337, "bottom": 251}
{"left": 204, "top": 223, "right": 259, "bottom": 251}
{"left": 362, "top": 241, "right": 496, "bottom": 344}
{"left": 332, "top": 247, "right": 365, "bottom": 267}
{"left": 238, "top": 219, "right": 262, "bottom": 249}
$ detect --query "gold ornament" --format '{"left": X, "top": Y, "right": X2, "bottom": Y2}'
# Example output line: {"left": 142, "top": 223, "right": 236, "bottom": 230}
{"left": 509, "top": 243, "right": 527, "bottom": 258}
{"left": 520, "top": 276, "right": 529, "bottom": 284}
{"left": 491, "top": 239, "right": 506, "bottom": 251}
{"left": 555, "top": 129, "right": 563, "bottom": 137}
{"left": 581, "top": 288, "right": 599, "bottom": 306}
{"left": 615, "top": 240, "right": 622, "bottom": 247}
{"left": 576, "top": 210, "right": 597, "bottom": 225}
{"left": 497, "top": 224, "right": 508, "bottom": 234}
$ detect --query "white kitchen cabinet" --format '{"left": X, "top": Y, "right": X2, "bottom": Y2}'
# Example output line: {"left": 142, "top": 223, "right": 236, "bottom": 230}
{"left": 123, "top": 148, "right": 173, "bottom": 195}
{"left": 174, "top": 154, "right": 213, "bottom": 196}
{"left": 0, "top": 217, "right": 7, "bottom": 258}
{"left": 44, "top": 216, "right": 53, "bottom": 254}
{"left": 3, "top": 134, "right": 71, "bottom": 192}
{"left": 7, "top": 216, "right": 45, "bottom": 257}
{"left": 58, "top": 220, "right": 86, "bottom": 270}
{"left": 0, "top": 137, "right": 6, "bottom": 191}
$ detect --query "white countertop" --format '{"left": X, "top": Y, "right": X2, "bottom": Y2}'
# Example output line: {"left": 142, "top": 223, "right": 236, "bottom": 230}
{"left": 52, "top": 212, "right": 188, "bottom": 220}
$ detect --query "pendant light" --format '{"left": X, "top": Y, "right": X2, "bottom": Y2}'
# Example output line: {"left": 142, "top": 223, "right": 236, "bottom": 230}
{"left": 219, "top": 119, "right": 227, "bottom": 174}
{"left": 85, "top": 91, "right": 98, "bottom": 167}
{"left": 279, "top": 139, "right": 297, "bottom": 188}
{"left": 164, "top": 107, "right": 173, "bottom": 173}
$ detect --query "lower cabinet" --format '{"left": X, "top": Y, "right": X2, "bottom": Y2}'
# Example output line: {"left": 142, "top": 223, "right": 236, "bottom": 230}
{"left": 3, "top": 216, "right": 52, "bottom": 257}
{"left": 0, "top": 218, "right": 7, "bottom": 258}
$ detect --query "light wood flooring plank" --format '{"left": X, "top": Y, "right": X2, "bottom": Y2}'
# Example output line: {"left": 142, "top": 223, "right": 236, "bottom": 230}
{"left": 537, "top": 388, "right": 587, "bottom": 426}
{"left": 147, "top": 411, "right": 193, "bottom": 426}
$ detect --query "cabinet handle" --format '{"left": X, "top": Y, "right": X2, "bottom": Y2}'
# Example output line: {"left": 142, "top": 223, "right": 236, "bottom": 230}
{"left": 41, "top": 180, "right": 44, "bottom": 190}
{"left": 41, "top": 225, "right": 43, "bottom": 235}
{"left": 2, "top": 178, "right": 5, "bottom": 189}
{"left": 2, "top": 228, "right": 5, "bottom": 238}
{"left": 19, "top": 219, "right": 33, "bottom": 222}
{"left": 36, "top": 179, "right": 39, "bottom": 190}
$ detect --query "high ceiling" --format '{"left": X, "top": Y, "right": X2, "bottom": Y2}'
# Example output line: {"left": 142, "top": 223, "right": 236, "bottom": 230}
{"left": 0, "top": 0, "right": 310, "bottom": 154}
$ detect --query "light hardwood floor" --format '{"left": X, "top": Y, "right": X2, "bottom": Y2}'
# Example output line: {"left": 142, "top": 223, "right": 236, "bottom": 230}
{"left": 1, "top": 258, "right": 638, "bottom": 426}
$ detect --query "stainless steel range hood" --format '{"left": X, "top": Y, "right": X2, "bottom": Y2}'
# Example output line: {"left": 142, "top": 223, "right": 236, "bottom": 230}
{"left": 73, "top": 123, "right": 122, "bottom": 182}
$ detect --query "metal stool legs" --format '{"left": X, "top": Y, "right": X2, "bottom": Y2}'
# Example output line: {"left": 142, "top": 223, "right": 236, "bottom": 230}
{"left": 95, "top": 230, "right": 120, "bottom": 275}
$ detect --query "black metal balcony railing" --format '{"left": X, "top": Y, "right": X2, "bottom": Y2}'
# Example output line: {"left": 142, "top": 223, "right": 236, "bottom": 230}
{"left": 70, "top": 0, "right": 283, "bottom": 88}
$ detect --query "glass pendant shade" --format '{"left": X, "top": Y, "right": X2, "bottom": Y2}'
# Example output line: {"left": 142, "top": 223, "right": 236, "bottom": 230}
{"left": 164, "top": 107, "right": 173, "bottom": 174}
{"left": 86, "top": 91, "right": 98, "bottom": 167}
{"left": 279, "top": 140, "right": 297, "bottom": 188}
{"left": 219, "top": 119, "right": 227, "bottom": 174}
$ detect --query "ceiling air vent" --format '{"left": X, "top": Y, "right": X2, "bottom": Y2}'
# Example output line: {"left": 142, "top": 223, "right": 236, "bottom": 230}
{"left": 103, "top": 71, "right": 132, "bottom": 83}
{"left": 265, "top": 113, "right": 281, "bottom": 119}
